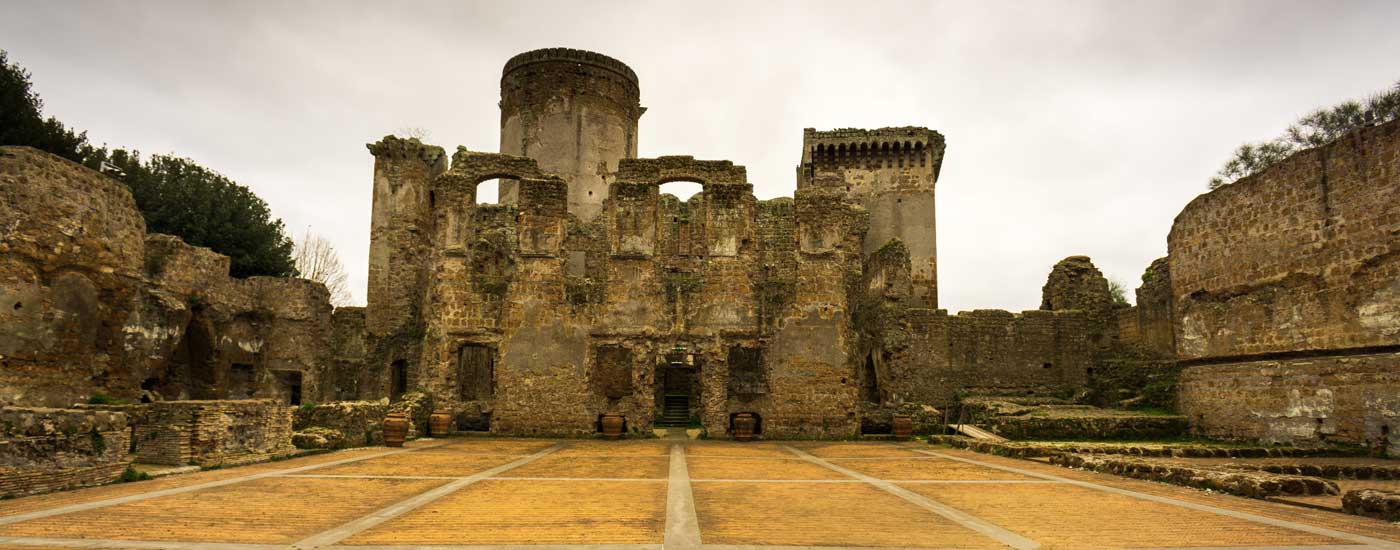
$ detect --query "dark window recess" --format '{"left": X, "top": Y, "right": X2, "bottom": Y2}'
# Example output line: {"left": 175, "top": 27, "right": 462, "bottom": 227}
{"left": 1042, "top": 362, "right": 1053, "bottom": 369}
{"left": 274, "top": 371, "right": 303, "bottom": 406}
{"left": 229, "top": 363, "right": 256, "bottom": 398}
{"left": 459, "top": 344, "right": 495, "bottom": 400}
{"left": 390, "top": 360, "right": 408, "bottom": 400}
{"left": 592, "top": 345, "right": 633, "bottom": 400}
{"left": 726, "top": 346, "right": 766, "bottom": 397}
{"left": 862, "top": 353, "right": 880, "bottom": 404}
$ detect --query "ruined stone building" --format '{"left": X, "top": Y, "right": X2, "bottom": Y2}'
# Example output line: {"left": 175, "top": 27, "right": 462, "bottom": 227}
{"left": 356, "top": 48, "right": 1095, "bottom": 437}
{"left": 1, "top": 47, "right": 1395, "bottom": 451}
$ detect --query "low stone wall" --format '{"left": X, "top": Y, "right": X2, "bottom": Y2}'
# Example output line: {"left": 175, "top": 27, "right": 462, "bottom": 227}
{"left": 0, "top": 407, "right": 132, "bottom": 498}
{"left": 1342, "top": 489, "right": 1400, "bottom": 522}
{"left": 1231, "top": 462, "right": 1400, "bottom": 480}
{"left": 1178, "top": 352, "right": 1400, "bottom": 455}
{"left": 928, "top": 435, "right": 1346, "bottom": 459}
{"left": 293, "top": 400, "right": 389, "bottom": 449}
{"left": 116, "top": 400, "right": 294, "bottom": 467}
{"left": 388, "top": 391, "right": 433, "bottom": 439}
{"left": 1051, "top": 453, "right": 1338, "bottom": 498}
{"left": 987, "top": 414, "right": 1188, "bottom": 441}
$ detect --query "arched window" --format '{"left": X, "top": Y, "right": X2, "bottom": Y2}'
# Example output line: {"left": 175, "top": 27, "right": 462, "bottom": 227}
{"left": 476, "top": 178, "right": 502, "bottom": 205}
{"left": 658, "top": 181, "right": 703, "bottom": 201}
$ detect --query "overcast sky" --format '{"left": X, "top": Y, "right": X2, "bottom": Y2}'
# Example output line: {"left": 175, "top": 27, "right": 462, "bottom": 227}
{"left": 4, "top": 1, "right": 1398, "bottom": 311}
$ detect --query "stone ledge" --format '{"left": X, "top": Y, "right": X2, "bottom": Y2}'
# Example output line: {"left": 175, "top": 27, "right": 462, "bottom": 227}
{"left": 1342, "top": 488, "right": 1400, "bottom": 521}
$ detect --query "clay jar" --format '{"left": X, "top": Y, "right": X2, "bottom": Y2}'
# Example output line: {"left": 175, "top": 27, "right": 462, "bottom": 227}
{"left": 383, "top": 411, "right": 409, "bottom": 447}
{"left": 600, "top": 414, "right": 625, "bottom": 440}
{"left": 429, "top": 411, "right": 452, "bottom": 437}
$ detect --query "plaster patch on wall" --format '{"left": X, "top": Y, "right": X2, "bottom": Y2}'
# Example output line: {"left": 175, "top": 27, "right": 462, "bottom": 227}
{"left": 1357, "top": 279, "right": 1400, "bottom": 336}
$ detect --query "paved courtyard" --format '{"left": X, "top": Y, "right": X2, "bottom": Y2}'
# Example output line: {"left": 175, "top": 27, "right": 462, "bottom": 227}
{"left": 1, "top": 438, "right": 1397, "bottom": 550}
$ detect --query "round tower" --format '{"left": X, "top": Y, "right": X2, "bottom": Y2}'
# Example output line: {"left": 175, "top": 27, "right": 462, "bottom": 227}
{"left": 500, "top": 48, "right": 643, "bottom": 222}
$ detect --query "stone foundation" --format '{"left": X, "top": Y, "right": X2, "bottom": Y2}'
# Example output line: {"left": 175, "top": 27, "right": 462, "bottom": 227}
{"left": 0, "top": 406, "right": 132, "bottom": 497}
{"left": 1178, "top": 351, "right": 1400, "bottom": 454}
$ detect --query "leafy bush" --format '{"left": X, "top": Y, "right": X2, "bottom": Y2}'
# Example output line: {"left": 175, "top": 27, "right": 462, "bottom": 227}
{"left": 1210, "top": 80, "right": 1400, "bottom": 189}
{"left": 119, "top": 467, "right": 151, "bottom": 483}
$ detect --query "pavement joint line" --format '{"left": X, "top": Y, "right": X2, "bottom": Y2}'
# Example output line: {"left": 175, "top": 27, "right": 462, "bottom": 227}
{"left": 783, "top": 445, "right": 1041, "bottom": 550}
{"left": 320, "top": 543, "right": 663, "bottom": 545}
{"left": 276, "top": 473, "right": 465, "bottom": 480}
{"left": 0, "top": 441, "right": 449, "bottom": 527}
{"left": 664, "top": 444, "right": 703, "bottom": 549}
{"left": 917, "top": 449, "right": 1400, "bottom": 550}
{"left": 703, "top": 546, "right": 1011, "bottom": 550}
{"left": 287, "top": 442, "right": 569, "bottom": 549}
{"left": 489, "top": 476, "right": 668, "bottom": 482}
{"left": 1114, "top": 546, "right": 1379, "bottom": 550}
{"left": 0, "top": 535, "right": 282, "bottom": 549}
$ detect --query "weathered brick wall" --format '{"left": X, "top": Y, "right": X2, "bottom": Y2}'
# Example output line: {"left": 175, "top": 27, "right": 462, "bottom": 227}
{"left": 128, "top": 399, "right": 294, "bottom": 467}
{"left": 1178, "top": 352, "right": 1399, "bottom": 454}
{"left": 0, "top": 406, "right": 132, "bottom": 498}
{"left": 1168, "top": 119, "right": 1400, "bottom": 360}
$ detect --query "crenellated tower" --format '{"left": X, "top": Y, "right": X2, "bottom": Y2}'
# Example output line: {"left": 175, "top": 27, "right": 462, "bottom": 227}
{"left": 797, "top": 127, "right": 945, "bottom": 308}
{"left": 499, "top": 48, "right": 644, "bottom": 222}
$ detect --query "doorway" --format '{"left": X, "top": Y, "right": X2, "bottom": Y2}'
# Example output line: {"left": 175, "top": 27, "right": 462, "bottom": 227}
{"left": 657, "top": 367, "right": 693, "bottom": 427}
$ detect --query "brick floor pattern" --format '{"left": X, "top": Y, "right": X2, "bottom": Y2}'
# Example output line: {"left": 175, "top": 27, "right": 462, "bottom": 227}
{"left": 0, "top": 438, "right": 1395, "bottom": 549}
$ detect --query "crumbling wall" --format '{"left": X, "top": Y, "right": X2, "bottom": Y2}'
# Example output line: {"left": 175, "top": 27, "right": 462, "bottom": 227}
{"left": 1178, "top": 352, "right": 1399, "bottom": 455}
{"left": 1171, "top": 120, "right": 1400, "bottom": 449}
{"left": 127, "top": 399, "right": 294, "bottom": 467}
{"left": 1, "top": 146, "right": 341, "bottom": 409}
{"left": 1169, "top": 120, "right": 1399, "bottom": 359}
{"left": 0, "top": 147, "right": 146, "bottom": 407}
{"left": 0, "top": 407, "right": 131, "bottom": 498}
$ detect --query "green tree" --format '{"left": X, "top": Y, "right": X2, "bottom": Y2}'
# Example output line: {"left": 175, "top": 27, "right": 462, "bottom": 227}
{"left": 1210, "top": 80, "right": 1400, "bottom": 189}
{"left": 1, "top": 50, "right": 297, "bottom": 278}
{"left": 0, "top": 50, "right": 90, "bottom": 162}
{"left": 85, "top": 148, "right": 297, "bottom": 278}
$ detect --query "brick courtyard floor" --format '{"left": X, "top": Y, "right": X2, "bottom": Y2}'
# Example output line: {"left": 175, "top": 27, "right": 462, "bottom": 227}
{"left": 1, "top": 438, "right": 1397, "bottom": 550}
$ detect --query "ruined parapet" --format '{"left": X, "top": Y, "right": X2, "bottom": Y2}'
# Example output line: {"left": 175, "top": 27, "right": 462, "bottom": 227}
{"left": 500, "top": 48, "right": 643, "bottom": 222}
{"left": 365, "top": 136, "right": 447, "bottom": 339}
{"left": 1133, "top": 257, "right": 1175, "bottom": 358}
{"left": 1041, "top": 255, "right": 1119, "bottom": 349}
{"left": 798, "top": 127, "right": 943, "bottom": 308}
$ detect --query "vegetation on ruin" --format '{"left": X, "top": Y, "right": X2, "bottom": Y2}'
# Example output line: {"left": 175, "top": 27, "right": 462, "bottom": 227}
{"left": 1209, "top": 79, "right": 1400, "bottom": 189}
{"left": 1108, "top": 278, "right": 1131, "bottom": 303}
{"left": 0, "top": 50, "right": 297, "bottom": 278}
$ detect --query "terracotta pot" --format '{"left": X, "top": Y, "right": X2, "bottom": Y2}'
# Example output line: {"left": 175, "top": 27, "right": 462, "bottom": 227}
{"left": 732, "top": 413, "right": 757, "bottom": 442}
{"left": 383, "top": 412, "right": 409, "bottom": 447}
{"left": 429, "top": 411, "right": 453, "bottom": 437}
{"left": 892, "top": 415, "right": 913, "bottom": 440}
{"left": 600, "top": 414, "right": 624, "bottom": 440}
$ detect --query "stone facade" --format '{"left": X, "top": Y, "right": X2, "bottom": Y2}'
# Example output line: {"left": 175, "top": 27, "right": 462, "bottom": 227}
{"left": 1170, "top": 119, "right": 1400, "bottom": 451}
{"left": 0, "top": 147, "right": 342, "bottom": 408}
{"left": 356, "top": 49, "right": 1103, "bottom": 438}
{"left": 1168, "top": 120, "right": 1399, "bottom": 359}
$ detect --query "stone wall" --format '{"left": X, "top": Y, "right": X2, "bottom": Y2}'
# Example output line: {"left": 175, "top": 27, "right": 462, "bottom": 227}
{"left": 117, "top": 399, "right": 295, "bottom": 467}
{"left": 1168, "top": 119, "right": 1399, "bottom": 360}
{"left": 1169, "top": 120, "right": 1399, "bottom": 450}
{"left": 1178, "top": 352, "right": 1399, "bottom": 455}
{"left": 0, "top": 407, "right": 132, "bottom": 497}
{"left": 293, "top": 400, "right": 389, "bottom": 448}
{"left": 0, "top": 146, "right": 347, "bottom": 408}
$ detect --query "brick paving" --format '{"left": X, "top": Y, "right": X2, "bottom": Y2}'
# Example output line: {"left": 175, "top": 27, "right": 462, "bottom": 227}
{"left": 0, "top": 438, "right": 1395, "bottom": 550}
